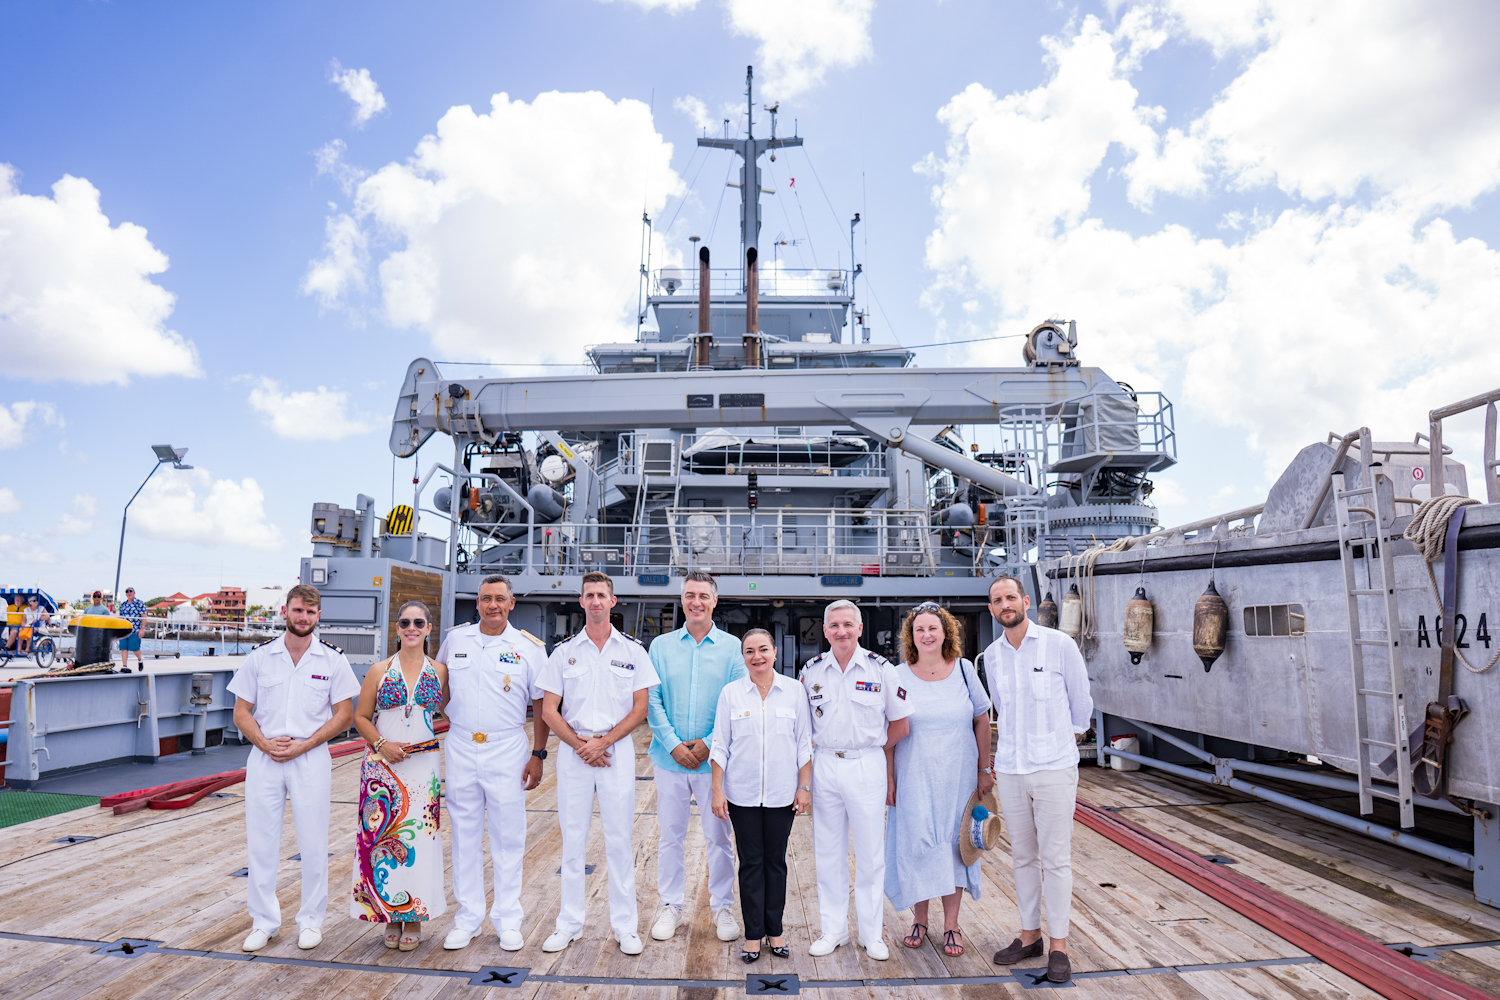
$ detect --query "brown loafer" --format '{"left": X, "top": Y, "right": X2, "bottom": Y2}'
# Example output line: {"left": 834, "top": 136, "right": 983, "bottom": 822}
{"left": 992, "top": 937, "right": 1044, "bottom": 965}
{"left": 1046, "top": 950, "right": 1071, "bottom": 983}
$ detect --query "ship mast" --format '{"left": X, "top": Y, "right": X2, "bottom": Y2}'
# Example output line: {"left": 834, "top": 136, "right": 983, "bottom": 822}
{"left": 698, "top": 65, "right": 802, "bottom": 291}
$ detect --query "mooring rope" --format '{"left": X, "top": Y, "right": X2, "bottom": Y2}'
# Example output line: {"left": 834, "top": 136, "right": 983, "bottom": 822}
{"left": 1402, "top": 493, "right": 1499, "bottom": 674}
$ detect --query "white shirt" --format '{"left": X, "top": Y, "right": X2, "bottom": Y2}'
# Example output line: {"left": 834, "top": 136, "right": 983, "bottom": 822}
{"left": 800, "top": 646, "right": 913, "bottom": 751}
{"left": 227, "top": 634, "right": 361, "bottom": 740}
{"left": 710, "top": 674, "right": 813, "bottom": 808}
{"left": 983, "top": 621, "right": 1094, "bottom": 774}
{"left": 436, "top": 622, "right": 546, "bottom": 732}
{"left": 538, "top": 626, "right": 660, "bottom": 736}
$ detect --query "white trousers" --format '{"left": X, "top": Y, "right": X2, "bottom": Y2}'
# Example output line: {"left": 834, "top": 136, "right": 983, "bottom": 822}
{"left": 993, "top": 765, "right": 1078, "bottom": 939}
{"left": 445, "top": 728, "right": 529, "bottom": 934}
{"left": 810, "top": 750, "right": 887, "bottom": 944}
{"left": 654, "top": 767, "right": 735, "bottom": 912}
{"left": 555, "top": 734, "right": 640, "bottom": 938}
{"left": 244, "top": 744, "right": 332, "bottom": 933}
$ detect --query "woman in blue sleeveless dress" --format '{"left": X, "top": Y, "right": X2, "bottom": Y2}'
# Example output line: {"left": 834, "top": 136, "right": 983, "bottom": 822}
{"left": 351, "top": 600, "right": 449, "bottom": 950}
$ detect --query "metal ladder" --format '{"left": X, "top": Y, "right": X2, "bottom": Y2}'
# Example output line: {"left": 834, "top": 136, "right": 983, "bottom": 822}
{"left": 1332, "top": 469, "right": 1415, "bottom": 829}
{"left": 629, "top": 439, "right": 681, "bottom": 568}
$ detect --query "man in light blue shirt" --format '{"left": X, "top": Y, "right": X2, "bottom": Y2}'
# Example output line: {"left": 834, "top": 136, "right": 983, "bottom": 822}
{"left": 647, "top": 569, "right": 746, "bottom": 944}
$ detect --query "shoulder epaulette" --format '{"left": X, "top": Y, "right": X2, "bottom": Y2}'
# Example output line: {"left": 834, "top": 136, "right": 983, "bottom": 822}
{"left": 250, "top": 638, "right": 275, "bottom": 651}
{"left": 320, "top": 639, "right": 344, "bottom": 654}
{"left": 804, "top": 655, "right": 822, "bottom": 671}
{"left": 873, "top": 653, "right": 890, "bottom": 665}
{"left": 517, "top": 628, "right": 546, "bottom": 647}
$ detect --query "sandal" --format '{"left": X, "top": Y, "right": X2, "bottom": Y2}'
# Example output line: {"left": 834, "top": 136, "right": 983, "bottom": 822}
{"left": 903, "top": 922, "right": 928, "bottom": 949}
{"left": 943, "top": 929, "right": 964, "bottom": 957}
{"left": 398, "top": 924, "right": 421, "bottom": 952}
{"left": 383, "top": 924, "right": 401, "bottom": 949}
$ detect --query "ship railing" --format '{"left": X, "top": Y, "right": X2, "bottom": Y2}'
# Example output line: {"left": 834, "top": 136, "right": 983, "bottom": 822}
{"left": 652, "top": 267, "right": 849, "bottom": 298}
{"left": 1427, "top": 387, "right": 1500, "bottom": 501}
{"left": 1045, "top": 390, "right": 1176, "bottom": 473}
{"left": 565, "top": 506, "right": 940, "bottom": 577}
{"left": 970, "top": 497, "right": 1048, "bottom": 575}
{"left": 677, "top": 433, "right": 886, "bottom": 478}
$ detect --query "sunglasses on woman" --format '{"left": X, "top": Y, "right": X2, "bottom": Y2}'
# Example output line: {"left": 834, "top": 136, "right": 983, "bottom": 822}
{"left": 398, "top": 617, "right": 428, "bottom": 629}
{"left": 913, "top": 601, "right": 943, "bottom": 614}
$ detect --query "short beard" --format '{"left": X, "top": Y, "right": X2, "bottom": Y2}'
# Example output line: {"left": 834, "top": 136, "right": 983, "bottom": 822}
{"left": 286, "top": 620, "right": 316, "bottom": 638}
{"left": 998, "top": 610, "right": 1025, "bottom": 628}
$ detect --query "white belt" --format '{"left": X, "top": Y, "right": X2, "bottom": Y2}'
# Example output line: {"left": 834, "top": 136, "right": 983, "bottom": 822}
{"left": 816, "top": 746, "right": 871, "bottom": 760}
{"left": 449, "top": 723, "right": 523, "bottom": 745}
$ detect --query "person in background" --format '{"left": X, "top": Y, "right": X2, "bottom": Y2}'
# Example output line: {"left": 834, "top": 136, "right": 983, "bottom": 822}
{"left": 435, "top": 573, "right": 551, "bottom": 952}
{"left": 803, "top": 599, "right": 912, "bottom": 961}
{"left": 984, "top": 574, "right": 1093, "bottom": 985}
{"left": 19, "top": 595, "right": 46, "bottom": 654}
{"left": 229, "top": 584, "right": 361, "bottom": 954}
{"left": 85, "top": 591, "right": 109, "bottom": 616}
{"left": 647, "top": 569, "right": 745, "bottom": 944}
{"left": 539, "top": 572, "right": 659, "bottom": 956}
{"left": 885, "top": 603, "right": 994, "bottom": 958}
{"left": 710, "top": 628, "right": 812, "bottom": 963}
{"left": 351, "top": 600, "right": 448, "bottom": 951}
{"left": 118, "top": 587, "right": 147, "bottom": 672}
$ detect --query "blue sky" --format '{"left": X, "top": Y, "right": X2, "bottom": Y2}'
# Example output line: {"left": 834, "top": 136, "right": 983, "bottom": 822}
{"left": 4, "top": 0, "right": 1499, "bottom": 600}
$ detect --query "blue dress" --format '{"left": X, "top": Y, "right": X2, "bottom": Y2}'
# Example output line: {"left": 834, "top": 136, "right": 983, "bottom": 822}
{"left": 883, "top": 661, "right": 992, "bottom": 912}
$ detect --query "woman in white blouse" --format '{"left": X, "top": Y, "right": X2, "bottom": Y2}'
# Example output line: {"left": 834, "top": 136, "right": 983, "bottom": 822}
{"left": 711, "top": 628, "right": 813, "bottom": 963}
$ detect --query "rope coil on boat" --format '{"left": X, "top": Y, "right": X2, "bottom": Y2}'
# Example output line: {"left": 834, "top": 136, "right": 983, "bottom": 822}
{"left": 1403, "top": 494, "right": 1500, "bottom": 674}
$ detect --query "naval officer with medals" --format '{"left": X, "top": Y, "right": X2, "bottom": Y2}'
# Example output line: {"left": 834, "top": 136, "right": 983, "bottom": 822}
{"left": 802, "top": 599, "right": 911, "bottom": 960}
{"left": 435, "top": 573, "right": 552, "bottom": 952}
{"left": 230, "top": 584, "right": 361, "bottom": 953}
{"left": 539, "top": 571, "right": 660, "bottom": 955}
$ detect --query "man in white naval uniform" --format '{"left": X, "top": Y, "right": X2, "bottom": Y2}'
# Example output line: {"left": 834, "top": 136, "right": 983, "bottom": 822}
{"left": 539, "top": 572, "right": 659, "bottom": 956}
{"left": 230, "top": 584, "right": 360, "bottom": 953}
{"left": 436, "top": 573, "right": 552, "bottom": 952}
{"left": 802, "top": 599, "right": 911, "bottom": 961}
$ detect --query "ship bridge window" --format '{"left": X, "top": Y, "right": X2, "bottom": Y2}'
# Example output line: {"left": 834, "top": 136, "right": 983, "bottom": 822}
{"left": 1243, "top": 604, "right": 1306, "bottom": 637}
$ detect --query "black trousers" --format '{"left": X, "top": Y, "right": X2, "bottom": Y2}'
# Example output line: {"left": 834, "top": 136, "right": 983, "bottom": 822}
{"left": 727, "top": 803, "right": 797, "bottom": 940}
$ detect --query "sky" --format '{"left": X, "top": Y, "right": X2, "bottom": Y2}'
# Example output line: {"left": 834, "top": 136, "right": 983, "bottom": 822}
{"left": 3, "top": 0, "right": 1500, "bottom": 601}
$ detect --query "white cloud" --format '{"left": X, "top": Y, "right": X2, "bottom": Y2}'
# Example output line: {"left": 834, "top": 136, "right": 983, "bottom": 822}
{"left": 301, "top": 213, "right": 369, "bottom": 306}
{"left": 314, "top": 139, "right": 367, "bottom": 195}
{"left": 304, "top": 89, "right": 683, "bottom": 364}
{"left": 673, "top": 95, "right": 716, "bottom": 132}
{"left": 0, "top": 532, "right": 55, "bottom": 564}
{"left": 0, "top": 167, "right": 199, "bottom": 384}
{"left": 920, "top": 13, "right": 1500, "bottom": 482}
{"left": 0, "top": 401, "right": 63, "bottom": 449}
{"left": 247, "top": 378, "right": 375, "bottom": 441}
{"left": 329, "top": 61, "right": 388, "bottom": 127}
{"left": 131, "top": 469, "right": 286, "bottom": 552}
{"left": 0, "top": 488, "right": 20, "bottom": 515}
{"left": 1124, "top": 1, "right": 1500, "bottom": 211}
{"left": 47, "top": 493, "right": 96, "bottom": 537}
{"left": 727, "top": 0, "right": 874, "bottom": 101}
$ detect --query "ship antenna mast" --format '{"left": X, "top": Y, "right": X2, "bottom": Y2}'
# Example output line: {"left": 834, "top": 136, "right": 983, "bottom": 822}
{"left": 697, "top": 65, "right": 803, "bottom": 292}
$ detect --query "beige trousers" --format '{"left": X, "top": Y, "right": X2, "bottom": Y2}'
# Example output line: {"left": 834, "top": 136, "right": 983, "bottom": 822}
{"left": 993, "top": 764, "right": 1078, "bottom": 939}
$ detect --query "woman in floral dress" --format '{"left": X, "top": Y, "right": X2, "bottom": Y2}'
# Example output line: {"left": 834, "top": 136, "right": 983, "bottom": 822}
{"left": 351, "top": 600, "right": 449, "bottom": 949}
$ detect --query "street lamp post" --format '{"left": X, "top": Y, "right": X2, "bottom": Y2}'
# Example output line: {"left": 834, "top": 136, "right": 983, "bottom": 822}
{"left": 113, "top": 445, "right": 193, "bottom": 607}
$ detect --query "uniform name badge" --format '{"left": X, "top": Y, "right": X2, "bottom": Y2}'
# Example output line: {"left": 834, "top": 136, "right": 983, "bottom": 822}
{"left": 854, "top": 680, "right": 880, "bottom": 693}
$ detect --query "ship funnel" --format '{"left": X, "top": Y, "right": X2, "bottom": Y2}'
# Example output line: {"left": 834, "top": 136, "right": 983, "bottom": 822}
{"left": 744, "top": 246, "right": 762, "bottom": 368}
{"left": 695, "top": 245, "right": 712, "bottom": 369}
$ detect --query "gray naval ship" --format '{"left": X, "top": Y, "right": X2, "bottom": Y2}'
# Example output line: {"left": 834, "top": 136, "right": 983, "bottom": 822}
{"left": 297, "top": 67, "right": 1500, "bottom": 904}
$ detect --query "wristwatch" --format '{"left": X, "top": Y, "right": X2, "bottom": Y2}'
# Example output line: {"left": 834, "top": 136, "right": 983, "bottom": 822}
{"left": 979, "top": 766, "right": 994, "bottom": 775}
{"left": 531, "top": 749, "right": 549, "bottom": 761}
{"left": 797, "top": 785, "right": 811, "bottom": 791}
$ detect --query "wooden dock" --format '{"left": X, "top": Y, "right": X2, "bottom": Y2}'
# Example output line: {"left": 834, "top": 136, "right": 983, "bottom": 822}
{"left": 4, "top": 724, "right": 1500, "bottom": 999}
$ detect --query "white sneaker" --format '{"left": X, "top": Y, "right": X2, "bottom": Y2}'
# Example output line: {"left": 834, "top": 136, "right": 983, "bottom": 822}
{"left": 542, "top": 929, "right": 582, "bottom": 953}
{"left": 651, "top": 905, "right": 681, "bottom": 941}
{"left": 241, "top": 929, "right": 273, "bottom": 952}
{"left": 863, "top": 938, "right": 890, "bottom": 961}
{"left": 618, "top": 931, "right": 644, "bottom": 955}
{"left": 297, "top": 927, "right": 322, "bottom": 950}
{"left": 498, "top": 929, "right": 524, "bottom": 951}
{"left": 808, "top": 932, "right": 848, "bottom": 957}
{"left": 714, "top": 908, "right": 741, "bottom": 942}
{"left": 443, "top": 928, "right": 475, "bottom": 950}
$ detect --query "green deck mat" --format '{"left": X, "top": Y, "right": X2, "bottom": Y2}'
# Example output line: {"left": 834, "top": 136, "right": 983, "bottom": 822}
{"left": 0, "top": 789, "right": 100, "bottom": 829}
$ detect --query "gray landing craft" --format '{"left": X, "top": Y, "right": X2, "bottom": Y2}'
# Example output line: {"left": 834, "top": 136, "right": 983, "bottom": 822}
{"left": 295, "top": 67, "right": 1500, "bottom": 903}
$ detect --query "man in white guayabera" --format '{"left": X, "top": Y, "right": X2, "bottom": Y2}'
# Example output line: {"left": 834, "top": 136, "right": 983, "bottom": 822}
{"left": 983, "top": 574, "right": 1093, "bottom": 985}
